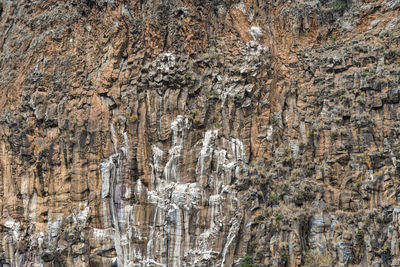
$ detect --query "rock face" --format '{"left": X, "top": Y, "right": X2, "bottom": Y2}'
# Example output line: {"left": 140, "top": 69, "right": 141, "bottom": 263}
{"left": 0, "top": 0, "right": 400, "bottom": 266}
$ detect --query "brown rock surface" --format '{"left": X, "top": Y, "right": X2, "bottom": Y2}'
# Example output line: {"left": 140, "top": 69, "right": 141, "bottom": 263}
{"left": 0, "top": 0, "right": 400, "bottom": 266}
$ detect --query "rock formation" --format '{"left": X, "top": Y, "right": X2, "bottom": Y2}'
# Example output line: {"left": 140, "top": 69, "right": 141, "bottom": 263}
{"left": 0, "top": 0, "right": 400, "bottom": 266}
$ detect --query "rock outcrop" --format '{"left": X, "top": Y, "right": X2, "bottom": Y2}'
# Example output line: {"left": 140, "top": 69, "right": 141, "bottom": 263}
{"left": 0, "top": 0, "right": 400, "bottom": 266}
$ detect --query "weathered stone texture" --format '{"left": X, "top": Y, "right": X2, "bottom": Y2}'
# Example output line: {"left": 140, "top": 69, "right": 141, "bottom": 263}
{"left": 0, "top": 0, "right": 400, "bottom": 266}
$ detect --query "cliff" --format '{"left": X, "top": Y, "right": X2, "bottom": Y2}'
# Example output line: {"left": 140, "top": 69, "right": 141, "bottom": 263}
{"left": 0, "top": 0, "right": 400, "bottom": 266}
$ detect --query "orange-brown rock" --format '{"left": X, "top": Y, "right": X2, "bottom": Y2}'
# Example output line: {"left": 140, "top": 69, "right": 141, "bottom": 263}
{"left": 0, "top": 0, "right": 400, "bottom": 266}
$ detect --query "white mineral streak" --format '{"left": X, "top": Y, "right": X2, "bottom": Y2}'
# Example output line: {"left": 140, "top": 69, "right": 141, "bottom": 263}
{"left": 122, "top": 130, "right": 129, "bottom": 156}
{"left": 164, "top": 115, "right": 187, "bottom": 183}
{"left": 221, "top": 216, "right": 243, "bottom": 267}
{"left": 197, "top": 130, "right": 218, "bottom": 186}
{"left": 235, "top": 2, "right": 246, "bottom": 14}
{"left": 231, "top": 138, "right": 245, "bottom": 161}
{"left": 157, "top": 52, "right": 176, "bottom": 73}
{"left": 97, "top": 115, "right": 246, "bottom": 266}
{"left": 151, "top": 144, "right": 164, "bottom": 189}
{"left": 100, "top": 120, "right": 137, "bottom": 266}
{"left": 249, "top": 26, "right": 263, "bottom": 41}
{"left": 3, "top": 217, "right": 20, "bottom": 266}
